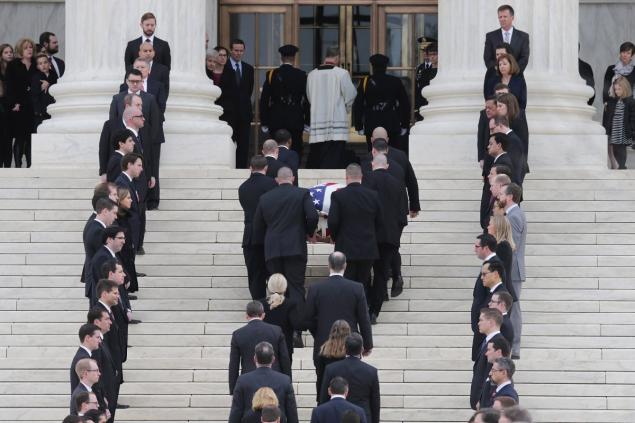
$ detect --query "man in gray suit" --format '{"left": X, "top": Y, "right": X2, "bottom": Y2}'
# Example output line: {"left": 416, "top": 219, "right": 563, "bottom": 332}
{"left": 499, "top": 183, "right": 526, "bottom": 359}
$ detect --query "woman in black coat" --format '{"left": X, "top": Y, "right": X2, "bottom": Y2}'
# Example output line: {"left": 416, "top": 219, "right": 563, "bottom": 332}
{"left": 115, "top": 186, "right": 139, "bottom": 293}
{"left": 485, "top": 53, "right": 527, "bottom": 109}
{"left": 5, "top": 38, "right": 36, "bottom": 167}
{"left": 258, "top": 274, "right": 300, "bottom": 368}
{"left": 0, "top": 43, "right": 13, "bottom": 167}
{"left": 487, "top": 214, "right": 517, "bottom": 302}
{"left": 496, "top": 92, "right": 529, "bottom": 176}
{"left": 602, "top": 42, "right": 635, "bottom": 104}
{"left": 314, "top": 320, "right": 351, "bottom": 402}
{"left": 603, "top": 76, "right": 635, "bottom": 169}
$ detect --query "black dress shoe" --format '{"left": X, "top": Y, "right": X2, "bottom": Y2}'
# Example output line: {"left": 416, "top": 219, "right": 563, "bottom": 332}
{"left": 136, "top": 272, "right": 146, "bottom": 277}
{"left": 128, "top": 295, "right": 138, "bottom": 300}
{"left": 137, "top": 246, "right": 145, "bottom": 255}
{"left": 117, "top": 404, "right": 130, "bottom": 409}
{"left": 391, "top": 276, "right": 404, "bottom": 298}
{"left": 129, "top": 319, "right": 142, "bottom": 324}
{"left": 293, "top": 332, "right": 304, "bottom": 348}
{"left": 370, "top": 313, "right": 378, "bottom": 325}
{"left": 384, "top": 291, "right": 389, "bottom": 302}
{"left": 147, "top": 204, "right": 159, "bottom": 210}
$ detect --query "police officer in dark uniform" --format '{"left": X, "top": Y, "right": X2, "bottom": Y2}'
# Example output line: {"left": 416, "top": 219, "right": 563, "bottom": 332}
{"left": 414, "top": 39, "right": 438, "bottom": 121}
{"left": 353, "top": 54, "right": 410, "bottom": 152}
{"left": 259, "top": 44, "right": 310, "bottom": 160}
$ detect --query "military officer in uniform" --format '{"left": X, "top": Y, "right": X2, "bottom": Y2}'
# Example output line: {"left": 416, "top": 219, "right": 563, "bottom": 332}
{"left": 353, "top": 54, "right": 410, "bottom": 152}
{"left": 259, "top": 44, "right": 310, "bottom": 160}
{"left": 414, "top": 39, "right": 438, "bottom": 121}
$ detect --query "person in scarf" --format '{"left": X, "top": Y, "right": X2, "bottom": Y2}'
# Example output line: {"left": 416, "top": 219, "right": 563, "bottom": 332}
{"left": 603, "top": 42, "right": 635, "bottom": 104}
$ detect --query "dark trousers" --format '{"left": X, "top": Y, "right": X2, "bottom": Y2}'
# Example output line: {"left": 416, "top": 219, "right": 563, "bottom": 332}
{"left": 266, "top": 255, "right": 307, "bottom": 304}
{"left": 243, "top": 245, "right": 268, "bottom": 300}
{"left": 390, "top": 227, "right": 405, "bottom": 281}
{"left": 0, "top": 109, "right": 11, "bottom": 168}
{"left": 372, "top": 243, "right": 397, "bottom": 315}
{"left": 138, "top": 203, "right": 147, "bottom": 249}
{"left": 479, "top": 182, "right": 491, "bottom": 230}
{"left": 147, "top": 143, "right": 161, "bottom": 208}
{"left": 614, "top": 144, "right": 628, "bottom": 169}
{"left": 344, "top": 259, "right": 374, "bottom": 303}
{"left": 306, "top": 141, "right": 346, "bottom": 169}
{"left": 232, "top": 121, "right": 251, "bottom": 169}
{"left": 13, "top": 134, "right": 31, "bottom": 168}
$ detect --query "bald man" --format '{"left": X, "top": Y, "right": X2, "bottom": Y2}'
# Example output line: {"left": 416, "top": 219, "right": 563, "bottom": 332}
{"left": 262, "top": 139, "right": 284, "bottom": 180}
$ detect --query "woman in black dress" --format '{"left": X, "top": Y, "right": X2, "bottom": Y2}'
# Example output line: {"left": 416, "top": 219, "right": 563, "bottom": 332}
{"left": 603, "top": 42, "right": 635, "bottom": 105}
{"left": 314, "top": 319, "right": 351, "bottom": 402}
{"left": 259, "top": 274, "right": 300, "bottom": 370}
{"left": 487, "top": 214, "right": 516, "bottom": 299}
{"left": 486, "top": 53, "right": 527, "bottom": 109}
{"left": 115, "top": 186, "right": 139, "bottom": 293}
{"left": 5, "top": 38, "right": 36, "bottom": 167}
{"left": 603, "top": 76, "right": 635, "bottom": 169}
{"left": 496, "top": 92, "right": 529, "bottom": 175}
{"left": 0, "top": 43, "right": 13, "bottom": 167}
{"left": 240, "top": 387, "right": 279, "bottom": 423}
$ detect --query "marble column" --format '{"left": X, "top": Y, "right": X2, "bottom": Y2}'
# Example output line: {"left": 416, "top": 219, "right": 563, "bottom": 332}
{"left": 34, "top": 0, "right": 233, "bottom": 169}
{"left": 409, "top": 0, "right": 605, "bottom": 169}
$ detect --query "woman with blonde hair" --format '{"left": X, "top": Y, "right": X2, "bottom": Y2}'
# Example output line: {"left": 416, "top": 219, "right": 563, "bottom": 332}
{"left": 603, "top": 76, "right": 635, "bottom": 169}
{"left": 259, "top": 273, "right": 300, "bottom": 369}
{"left": 5, "top": 38, "right": 36, "bottom": 167}
{"left": 487, "top": 214, "right": 517, "bottom": 302}
{"left": 115, "top": 186, "right": 139, "bottom": 293}
{"left": 314, "top": 319, "right": 351, "bottom": 401}
{"left": 240, "top": 386, "right": 279, "bottom": 423}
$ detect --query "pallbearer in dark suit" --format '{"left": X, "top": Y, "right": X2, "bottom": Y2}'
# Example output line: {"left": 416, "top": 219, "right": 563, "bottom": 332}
{"left": 82, "top": 199, "right": 117, "bottom": 297}
{"left": 489, "top": 291, "right": 515, "bottom": 346}
{"left": 238, "top": 156, "right": 277, "bottom": 300}
{"left": 70, "top": 324, "right": 102, "bottom": 393}
{"left": 88, "top": 307, "right": 122, "bottom": 416}
{"left": 124, "top": 12, "right": 171, "bottom": 69}
{"left": 86, "top": 227, "right": 125, "bottom": 306}
{"left": 93, "top": 281, "right": 125, "bottom": 388}
{"left": 115, "top": 154, "right": 144, "bottom": 253}
{"left": 353, "top": 54, "right": 410, "bottom": 152}
{"left": 138, "top": 41, "right": 170, "bottom": 99}
{"left": 483, "top": 5, "right": 530, "bottom": 73}
{"left": 106, "top": 130, "right": 135, "bottom": 183}
{"left": 253, "top": 167, "right": 319, "bottom": 305}
{"left": 260, "top": 45, "right": 309, "bottom": 158}
{"left": 262, "top": 139, "right": 284, "bottom": 180}
{"left": 362, "top": 154, "right": 408, "bottom": 323}
{"left": 328, "top": 164, "right": 382, "bottom": 297}
{"left": 70, "top": 358, "right": 106, "bottom": 416}
{"left": 122, "top": 58, "right": 167, "bottom": 114}
{"left": 487, "top": 357, "right": 519, "bottom": 406}
{"left": 477, "top": 336, "right": 511, "bottom": 409}
{"left": 224, "top": 39, "right": 255, "bottom": 168}
{"left": 311, "top": 376, "right": 368, "bottom": 423}
{"left": 274, "top": 129, "right": 300, "bottom": 175}
{"left": 470, "top": 308, "right": 505, "bottom": 410}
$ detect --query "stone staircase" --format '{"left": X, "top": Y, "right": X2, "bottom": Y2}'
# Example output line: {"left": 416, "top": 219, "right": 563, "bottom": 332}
{"left": 0, "top": 167, "right": 634, "bottom": 422}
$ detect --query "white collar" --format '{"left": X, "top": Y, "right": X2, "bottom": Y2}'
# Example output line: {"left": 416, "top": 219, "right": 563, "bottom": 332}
{"left": 265, "top": 155, "right": 277, "bottom": 159}
{"left": 484, "top": 252, "right": 496, "bottom": 262}
{"left": 94, "top": 218, "right": 106, "bottom": 228}
{"left": 330, "top": 272, "right": 345, "bottom": 277}
{"left": 485, "top": 330, "right": 501, "bottom": 343}
{"left": 494, "top": 152, "right": 505, "bottom": 161}
{"left": 279, "top": 145, "right": 289, "bottom": 150}
{"left": 502, "top": 311, "right": 508, "bottom": 316}
{"left": 104, "top": 245, "right": 116, "bottom": 258}
{"left": 142, "top": 34, "right": 155, "bottom": 43}
{"left": 501, "top": 27, "right": 514, "bottom": 37}
{"left": 489, "top": 281, "right": 503, "bottom": 293}
{"left": 80, "top": 381, "right": 92, "bottom": 392}
{"left": 122, "top": 171, "right": 133, "bottom": 182}
{"left": 123, "top": 120, "right": 139, "bottom": 137}
{"left": 505, "top": 203, "right": 519, "bottom": 213}
{"left": 496, "top": 380, "right": 512, "bottom": 392}
{"left": 115, "top": 150, "right": 125, "bottom": 156}
{"left": 330, "top": 395, "right": 347, "bottom": 400}
{"left": 98, "top": 300, "right": 111, "bottom": 313}
{"left": 230, "top": 57, "right": 241, "bottom": 68}
{"left": 505, "top": 129, "right": 512, "bottom": 135}
{"left": 79, "top": 345, "right": 92, "bottom": 357}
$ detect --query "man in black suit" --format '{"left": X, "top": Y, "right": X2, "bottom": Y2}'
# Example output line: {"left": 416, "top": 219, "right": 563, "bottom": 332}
{"left": 328, "top": 164, "right": 382, "bottom": 296}
{"left": 488, "top": 291, "right": 515, "bottom": 350}
{"left": 70, "top": 324, "right": 102, "bottom": 393}
{"left": 492, "top": 117, "right": 525, "bottom": 185}
{"left": 88, "top": 307, "right": 121, "bottom": 417}
{"left": 228, "top": 341, "right": 298, "bottom": 423}
{"left": 311, "top": 376, "right": 367, "bottom": 423}
{"left": 39, "top": 31, "right": 65, "bottom": 78}
{"left": 124, "top": 12, "right": 171, "bottom": 69}
{"left": 87, "top": 227, "right": 125, "bottom": 306}
{"left": 362, "top": 154, "right": 407, "bottom": 323}
{"left": 228, "top": 301, "right": 291, "bottom": 394}
{"left": 115, "top": 154, "right": 144, "bottom": 252}
{"left": 319, "top": 334, "right": 380, "bottom": 423}
{"left": 262, "top": 139, "right": 284, "bottom": 179}
{"left": 470, "top": 308, "right": 505, "bottom": 410}
{"left": 303, "top": 252, "right": 373, "bottom": 364}
{"left": 72, "top": 391, "right": 98, "bottom": 418}
{"left": 485, "top": 134, "right": 515, "bottom": 185}
{"left": 238, "top": 156, "right": 277, "bottom": 300}
{"left": 123, "top": 58, "right": 167, "bottom": 113}
{"left": 70, "top": 358, "right": 105, "bottom": 416}
{"left": 223, "top": 39, "right": 255, "bottom": 168}
{"left": 106, "top": 129, "right": 135, "bottom": 183}
{"left": 477, "top": 336, "right": 511, "bottom": 409}
{"left": 353, "top": 54, "right": 410, "bottom": 152}
{"left": 253, "top": 167, "right": 318, "bottom": 305}
{"left": 487, "top": 357, "right": 519, "bottom": 406}
{"left": 82, "top": 198, "right": 117, "bottom": 298}
{"left": 260, "top": 45, "right": 309, "bottom": 158}
{"left": 138, "top": 41, "right": 170, "bottom": 98}
{"left": 274, "top": 129, "right": 300, "bottom": 175}
{"left": 483, "top": 5, "right": 530, "bottom": 73}
{"left": 93, "top": 281, "right": 125, "bottom": 393}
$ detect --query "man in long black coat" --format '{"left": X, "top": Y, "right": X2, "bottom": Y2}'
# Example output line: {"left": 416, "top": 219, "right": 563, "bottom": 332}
{"left": 260, "top": 44, "right": 309, "bottom": 158}
{"left": 353, "top": 54, "right": 410, "bottom": 152}
{"left": 238, "top": 156, "right": 277, "bottom": 300}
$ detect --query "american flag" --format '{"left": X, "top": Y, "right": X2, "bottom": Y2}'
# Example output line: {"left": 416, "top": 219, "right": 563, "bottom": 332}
{"left": 309, "top": 182, "right": 342, "bottom": 215}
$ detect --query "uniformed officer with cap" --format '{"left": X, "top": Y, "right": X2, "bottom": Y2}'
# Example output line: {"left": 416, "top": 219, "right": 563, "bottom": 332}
{"left": 353, "top": 53, "right": 410, "bottom": 152}
{"left": 414, "top": 38, "right": 438, "bottom": 121}
{"left": 259, "top": 44, "right": 310, "bottom": 160}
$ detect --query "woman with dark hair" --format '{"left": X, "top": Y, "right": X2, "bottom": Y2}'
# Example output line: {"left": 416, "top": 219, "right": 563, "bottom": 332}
{"left": 211, "top": 45, "right": 233, "bottom": 124}
{"left": 206, "top": 46, "right": 227, "bottom": 85}
{"left": 0, "top": 43, "right": 13, "bottom": 167}
{"left": 314, "top": 320, "right": 351, "bottom": 401}
{"left": 5, "top": 38, "right": 36, "bottom": 167}
{"left": 603, "top": 76, "right": 635, "bottom": 169}
{"left": 496, "top": 92, "right": 529, "bottom": 174}
{"left": 115, "top": 186, "right": 139, "bottom": 293}
{"left": 486, "top": 53, "right": 527, "bottom": 109}
{"left": 603, "top": 41, "right": 635, "bottom": 104}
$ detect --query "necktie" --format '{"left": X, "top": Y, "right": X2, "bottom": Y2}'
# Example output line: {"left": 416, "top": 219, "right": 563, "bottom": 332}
{"left": 480, "top": 337, "right": 488, "bottom": 353}
{"left": 135, "top": 134, "right": 144, "bottom": 154}
{"left": 504, "top": 32, "right": 510, "bottom": 43}
{"left": 235, "top": 62, "right": 241, "bottom": 86}
{"left": 145, "top": 38, "right": 151, "bottom": 44}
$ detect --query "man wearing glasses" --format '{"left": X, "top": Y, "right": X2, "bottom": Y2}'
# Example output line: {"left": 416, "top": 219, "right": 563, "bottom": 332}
{"left": 470, "top": 308, "right": 505, "bottom": 410}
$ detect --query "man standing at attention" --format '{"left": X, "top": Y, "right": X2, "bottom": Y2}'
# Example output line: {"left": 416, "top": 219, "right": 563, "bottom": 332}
{"left": 125, "top": 12, "right": 171, "bottom": 69}
{"left": 306, "top": 46, "right": 357, "bottom": 169}
{"left": 483, "top": 5, "right": 530, "bottom": 74}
